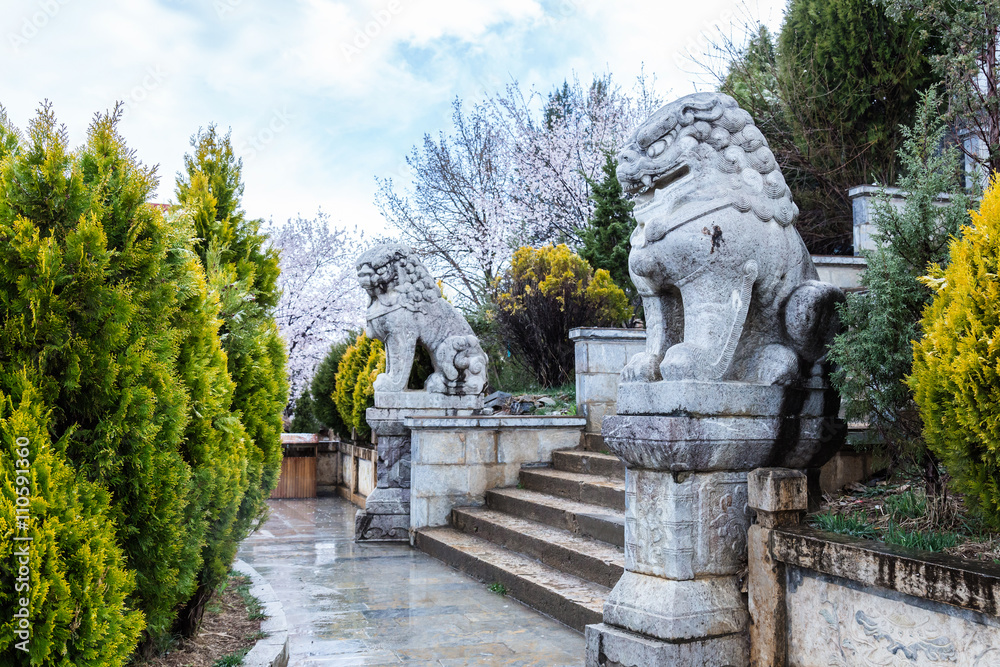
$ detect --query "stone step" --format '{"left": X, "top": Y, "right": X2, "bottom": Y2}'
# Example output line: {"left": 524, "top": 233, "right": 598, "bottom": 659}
{"left": 519, "top": 468, "right": 626, "bottom": 511}
{"left": 414, "top": 526, "right": 607, "bottom": 632}
{"left": 486, "top": 487, "right": 625, "bottom": 548}
{"left": 451, "top": 507, "right": 624, "bottom": 588}
{"left": 552, "top": 450, "right": 625, "bottom": 479}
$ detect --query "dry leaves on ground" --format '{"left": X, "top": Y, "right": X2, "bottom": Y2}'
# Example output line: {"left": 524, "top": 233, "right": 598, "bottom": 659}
{"left": 134, "top": 574, "right": 263, "bottom": 667}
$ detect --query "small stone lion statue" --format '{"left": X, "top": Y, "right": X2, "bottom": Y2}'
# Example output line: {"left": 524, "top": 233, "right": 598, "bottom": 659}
{"left": 356, "top": 243, "right": 488, "bottom": 396}
{"left": 616, "top": 92, "right": 844, "bottom": 385}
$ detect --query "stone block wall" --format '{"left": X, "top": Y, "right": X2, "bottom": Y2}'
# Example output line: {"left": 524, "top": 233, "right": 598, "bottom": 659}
{"left": 313, "top": 439, "right": 376, "bottom": 507}
{"left": 849, "top": 185, "right": 954, "bottom": 255}
{"left": 407, "top": 415, "right": 585, "bottom": 529}
{"left": 569, "top": 327, "right": 646, "bottom": 450}
{"left": 748, "top": 468, "right": 1000, "bottom": 666}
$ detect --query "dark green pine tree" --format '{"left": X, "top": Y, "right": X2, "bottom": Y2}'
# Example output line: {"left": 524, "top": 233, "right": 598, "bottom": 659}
{"left": 309, "top": 338, "right": 354, "bottom": 439}
{"left": 579, "top": 150, "right": 637, "bottom": 315}
{"left": 174, "top": 126, "right": 289, "bottom": 634}
{"left": 775, "top": 0, "right": 939, "bottom": 250}
{"left": 288, "top": 387, "right": 320, "bottom": 433}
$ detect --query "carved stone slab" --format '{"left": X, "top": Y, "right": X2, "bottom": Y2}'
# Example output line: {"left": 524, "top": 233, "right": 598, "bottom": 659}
{"left": 787, "top": 567, "right": 1000, "bottom": 666}
{"left": 603, "top": 414, "right": 844, "bottom": 472}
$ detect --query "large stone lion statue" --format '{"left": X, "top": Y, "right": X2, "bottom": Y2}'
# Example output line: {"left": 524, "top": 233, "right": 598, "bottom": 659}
{"left": 356, "top": 244, "right": 488, "bottom": 396}
{"left": 616, "top": 92, "right": 844, "bottom": 385}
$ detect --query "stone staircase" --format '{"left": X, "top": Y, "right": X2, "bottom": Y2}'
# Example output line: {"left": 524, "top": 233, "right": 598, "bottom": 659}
{"left": 414, "top": 450, "right": 626, "bottom": 632}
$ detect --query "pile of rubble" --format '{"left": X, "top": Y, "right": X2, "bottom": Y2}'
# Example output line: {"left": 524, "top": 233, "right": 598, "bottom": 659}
{"left": 483, "top": 391, "right": 573, "bottom": 415}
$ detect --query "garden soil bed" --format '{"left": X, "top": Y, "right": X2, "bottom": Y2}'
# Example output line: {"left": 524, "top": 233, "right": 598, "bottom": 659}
{"left": 133, "top": 573, "right": 262, "bottom": 667}
{"left": 816, "top": 476, "right": 1000, "bottom": 562}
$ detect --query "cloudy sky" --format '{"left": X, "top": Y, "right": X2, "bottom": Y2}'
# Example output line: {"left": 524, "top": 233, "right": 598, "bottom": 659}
{"left": 0, "top": 0, "right": 785, "bottom": 235}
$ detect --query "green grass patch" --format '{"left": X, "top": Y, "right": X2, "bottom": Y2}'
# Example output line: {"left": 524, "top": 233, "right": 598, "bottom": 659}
{"left": 882, "top": 523, "right": 959, "bottom": 552}
{"left": 488, "top": 582, "right": 508, "bottom": 596}
{"left": 232, "top": 575, "right": 266, "bottom": 621}
{"left": 811, "top": 511, "right": 960, "bottom": 553}
{"left": 811, "top": 512, "right": 880, "bottom": 540}
{"left": 886, "top": 489, "right": 926, "bottom": 521}
{"left": 212, "top": 648, "right": 250, "bottom": 667}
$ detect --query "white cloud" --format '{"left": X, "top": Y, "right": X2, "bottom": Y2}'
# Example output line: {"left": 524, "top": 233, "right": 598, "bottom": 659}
{"left": 0, "top": 0, "right": 788, "bottom": 232}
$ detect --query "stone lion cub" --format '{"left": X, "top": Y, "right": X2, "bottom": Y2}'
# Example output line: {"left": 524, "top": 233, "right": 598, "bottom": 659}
{"left": 356, "top": 244, "right": 488, "bottom": 396}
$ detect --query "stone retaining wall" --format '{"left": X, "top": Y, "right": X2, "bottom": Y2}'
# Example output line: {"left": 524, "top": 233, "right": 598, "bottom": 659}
{"left": 569, "top": 327, "right": 646, "bottom": 450}
{"left": 407, "top": 415, "right": 585, "bottom": 531}
{"left": 748, "top": 468, "right": 1000, "bottom": 666}
{"left": 313, "top": 439, "right": 376, "bottom": 506}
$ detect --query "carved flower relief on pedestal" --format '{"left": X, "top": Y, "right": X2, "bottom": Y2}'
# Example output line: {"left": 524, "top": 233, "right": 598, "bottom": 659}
{"left": 709, "top": 488, "right": 751, "bottom": 561}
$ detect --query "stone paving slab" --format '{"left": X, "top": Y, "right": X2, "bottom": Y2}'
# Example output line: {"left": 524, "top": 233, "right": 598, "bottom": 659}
{"left": 237, "top": 497, "right": 584, "bottom": 666}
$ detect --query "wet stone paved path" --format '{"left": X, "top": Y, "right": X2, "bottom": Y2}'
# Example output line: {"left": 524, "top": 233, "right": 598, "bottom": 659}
{"left": 237, "top": 497, "right": 585, "bottom": 666}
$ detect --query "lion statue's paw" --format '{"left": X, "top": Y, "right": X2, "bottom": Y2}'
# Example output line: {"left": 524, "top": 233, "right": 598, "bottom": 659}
{"left": 423, "top": 372, "right": 446, "bottom": 394}
{"left": 373, "top": 372, "right": 400, "bottom": 393}
{"left": 658, "top": 343, "right": 705, "bottom": 381}
{"left": 621, "top": 352, "right": 663, "bottom": 383}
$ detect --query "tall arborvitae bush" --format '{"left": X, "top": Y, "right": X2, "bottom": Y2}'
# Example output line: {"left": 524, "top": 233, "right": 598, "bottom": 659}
{"left": 828, "top": 90, "right": 972, "bottom": 485}
{"left": 0, "top": 378, "right": 143, "bottom": 665}
{"left": 0, "top": 104, "right": 200, "bottom": 641}
{"left": 162, "top": 207, "right": 250, "bottom": 635}
{"left": 579, "top": 151, "right": 637, "bottom": 315}
{"left": 174, "top": 126, "right": 288, "bottom": 634}
{"left": 333, "top": 334, "right": 384, "bottom": 440}
{"left": 495, "top": 245, "right": 630, "bottom": 387}
{"left": 910, "top": 175, "right": 1000, "bottom": 526}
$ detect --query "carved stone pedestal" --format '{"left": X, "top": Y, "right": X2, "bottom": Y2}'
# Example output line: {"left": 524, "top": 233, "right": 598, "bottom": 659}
{"left": 354, "top": 394, "right": 483, "bottom": 542}
{"left": 354, "top": 411, "right": 411, "bottom": 542}
{"left": 586, "top": 466, "right": 752, "bottom": 666}
{"left": 585, "top": 381, "right": 843, "bottom": 667}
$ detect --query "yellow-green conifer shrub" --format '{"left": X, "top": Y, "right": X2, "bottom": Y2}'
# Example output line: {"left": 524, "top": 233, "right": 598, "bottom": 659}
{"left": 174, "top": 126, "right": 288, "bottom": 635}
{"left": 0, "top": 379, "right": 143, "bottom": 665}
{"left": 334, "top": 334, "right": 371, "bottom": 438}
{"left": 351, "top": 341, "right": 386, "bottom": 439}
{"left": 0, "top": 105, "right": 197, "bottom": 643}
{"left": 333, "top": 334, "right": 386, "bottom": 439}
{"left": 910, "top": 175, "right": 1000, "bottom": 526}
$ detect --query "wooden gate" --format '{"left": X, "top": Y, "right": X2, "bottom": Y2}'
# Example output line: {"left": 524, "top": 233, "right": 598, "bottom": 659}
{"left": 271, "top": 434, "right": 317, "bottom": 499}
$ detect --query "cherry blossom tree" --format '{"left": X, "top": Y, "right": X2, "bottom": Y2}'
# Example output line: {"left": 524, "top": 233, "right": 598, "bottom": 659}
{"left": 375, "top": 73, "right": 663, "bottom": 309}
{"left": 492, "top": 73, "right": 662, "bottom": 246}
{"left": 375, "top": 99, "right": 517, "bottom": 308}
{"left": 267, "top": 211, "right": 366, "bottom": 397}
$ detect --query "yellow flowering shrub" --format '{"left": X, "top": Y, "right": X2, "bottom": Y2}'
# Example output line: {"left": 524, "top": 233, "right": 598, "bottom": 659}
{"left": 495, "top": 244, "right": 630, "bottom": 387}
{"left": 909, "top": 174, "right": 1000, "bottom": 526}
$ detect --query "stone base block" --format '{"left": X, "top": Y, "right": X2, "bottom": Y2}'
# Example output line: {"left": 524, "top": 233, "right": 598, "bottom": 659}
{"left": 355, "top": 510, "right": 409, "bottom": 542}
{"left": 616, "top": 380, "right": 832, "bottom": 418}
{"left": 363, "top": 487, "right": 410, "bottom": 515}
{"left": 373, "top": 391, "right": 483, "bottom": 412}
{"left": 603, "top": 571, "right": 748, "bottom": 641}
{"left": 585, "top": 622, "right": 748, "bottom": 667}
